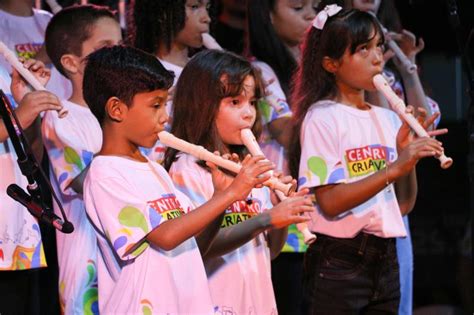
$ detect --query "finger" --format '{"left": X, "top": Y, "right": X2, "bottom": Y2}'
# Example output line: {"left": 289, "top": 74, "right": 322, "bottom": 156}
{"left": 401, "top": 29, "right": 416, "bottom": 41}
{"left": 398, "top": 119, "right": 411, "bottom": 140}
{"left": 290, "top": 216, "right": 311, "bottom": 224}
{"left": 231, "top": 153, "right": 240, "bottom": 163}
{"left": 264, "top": 78, "right": 275, "bottom": 87}
{"left": 415, "top": 107, "right": 427, "bottom": 117}
{"left": 383, "top": 50, "right": 395, "bottom": 63}
{"left": 22, "top": 58, "right": 36, "bottom": 69}
{"left": 278, "top": 175, "right": 293, "bottom": 185}
{"left": 294, "top": 205, "right": 316, "bottom": 214}
{"left": 247, "top": 155, "right": 267, "bottom": 165}
{"left": 30, "top": 60, "right": 46, "bottom": 72}
{"left": 206, "top": 160, "right": 218, "bottom": 171}
{"left": 405, "top": 105, "right": 414, "bottom": 115}
{"left": 422, "top": 112, "right": 440, "bottom": 130}
{"left": 240, "top": 154, "right": 252, "bottom": 166}
{"left": 254, "top": 173, "right": 272, "bottom": 185}
{"left": 252, "top": 162, "right": 275, "bottom": 176}
{"left": 428, "top": 128, "right": 448, "bottom": 137}
{"left": 291, "top": 188, "right": 309, "bottom": 198}
{"left": 412, "top": 140, "right": 444, "bottom": 154}
{"left": 417, "top": 38, "right": 425, "bottom": 52}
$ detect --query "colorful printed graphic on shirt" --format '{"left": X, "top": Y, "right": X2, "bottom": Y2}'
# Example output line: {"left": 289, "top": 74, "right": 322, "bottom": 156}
{"left": 14, "top": 42, "right": 42, "bottom": 60}
{"left": 140, "top": 299, "right": 153, "bottom": 315}
{"left": 258, "top": 96, "right": 291, "bottom": 125}
{"left": 220, "top": 198, "right": 262, "bottom": 228}
{"left": 0, "top": 222, "right": 46, "bottom": 270}
{"left": 282, "top": 224, "right": 309, "bottom": 252}
{"left": 298, "top": 157, "right": 345, "bottom": 187}
{"left": 345, "top": 145, "right": 396, "bottom": 178}
{"left": 113, "top": 194, "right": 185, "bottom": 258}
{"left": 83, "top": 259, "right": 99, "bottom": 315}
{"left": 147, "top": 193, "right": 185, "bottom": 221}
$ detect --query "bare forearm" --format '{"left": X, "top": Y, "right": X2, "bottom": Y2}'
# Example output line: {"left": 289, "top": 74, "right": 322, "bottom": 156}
{"left": 195, "top": 212, "right": 225, "bottom": 255}
{"left": 0, "top": 121, "right": 7, "bottom": 142}
{"left": 203, "top": 213, "right": 269, "bottom": 259}
{"left": 147, "top": 191, "right": 237, "bottom": 251}
{"left": 268, "top": 117, "right": 292, "bottom": 149}
{"left": 315, "top": 169, "right": 391, "bottom": 217}
{"left": 24, "top": 118, "right": 43, "bottom": 162}
{"left": 400, "top": 72, "right": 433, "bottom": 117}
{"left": 394, "top": 169, "right": 417, "bottom": 215}
{"left": 267, "top": 227, "right": 288, "bottom": 259}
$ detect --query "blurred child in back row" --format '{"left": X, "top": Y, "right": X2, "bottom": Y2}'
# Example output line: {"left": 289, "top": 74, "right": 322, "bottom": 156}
{"left": 42, "top": 5, "right": 122, "bottom": 313}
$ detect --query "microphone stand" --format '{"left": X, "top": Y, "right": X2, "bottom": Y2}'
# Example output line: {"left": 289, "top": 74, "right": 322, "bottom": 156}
{"left": 0, "top": 89, "right": 73, "bottom": 233}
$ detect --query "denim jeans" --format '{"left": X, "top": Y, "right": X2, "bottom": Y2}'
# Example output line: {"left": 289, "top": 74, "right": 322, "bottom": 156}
{"left": 397, "top": 216, "right": 413, "bottom": 315}
{"left": 303, "top": 232, "right": 400, "bottom": 315}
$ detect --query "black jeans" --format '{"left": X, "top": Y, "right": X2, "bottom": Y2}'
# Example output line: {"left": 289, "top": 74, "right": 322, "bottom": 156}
{"left": 303, "top": 232, "right": 400, "bottom": 315}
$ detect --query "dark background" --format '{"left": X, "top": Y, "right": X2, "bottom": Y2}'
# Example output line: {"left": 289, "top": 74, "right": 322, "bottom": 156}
{"left": 394, "top": 1, "right": 472, "bottom": 313}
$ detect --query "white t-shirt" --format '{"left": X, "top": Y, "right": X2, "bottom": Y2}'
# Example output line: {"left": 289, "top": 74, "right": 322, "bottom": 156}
{"left": 169, "top": 153, "right": 277, "bottom": 315}
{"left": 0, "top": 67, "right": 46, "bottom": 270}
{"left": 298, "top": 100, "right": 406, "bottom": 238}
{"left": 0, "top": 9, "right": 72, "bottom": 100}
{"left": 83, "top": 155, "right": 214, "bottom": 314}
{"left": 252, "top": 61, "right": 309, "bottom": 253}
{"left": 143, "top": 59, "right": 183, "bottom": 163}
{"left": 252, "top": 61, "right": 292, "bottom": 173}
{"left": 42, "top": 100, "right": 101, "bottom": 313}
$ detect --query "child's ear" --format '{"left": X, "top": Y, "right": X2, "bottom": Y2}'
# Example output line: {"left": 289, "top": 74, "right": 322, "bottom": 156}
{"left": 60, "top": 54, "right": 80, "bottom": 75}
{"left": 105, "top": 97, "right": 126, "bottom": 122}
{"left": 322, "top": 56, "right": 339, "bottom": 74}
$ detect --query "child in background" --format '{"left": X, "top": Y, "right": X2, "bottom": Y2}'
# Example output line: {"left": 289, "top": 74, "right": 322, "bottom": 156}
{"left": 246, "top": 1, "right": 318, "bottom": 313}
{"left": 0, "top": 60, "right": 61, "bottom": 314}
{"left": 165, "top": 49, "right": 313, "bottom": 315}
{"left": 0, "top": 0, "right": 72, "bottom": 99}
{"left": 82, "top": 45, "right": 275, "bottom": 314}
{"left": 42, "top": 5, "right": 122, "bottom": 314}
{"left": 289, "top": 5, "right": 445, "bottom": 313}
{"left": 130, "top": 0, "right": 212, "bottom": 163}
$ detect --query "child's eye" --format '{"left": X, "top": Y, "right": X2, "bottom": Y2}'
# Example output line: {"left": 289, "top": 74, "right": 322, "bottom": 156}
{"left": 250, "top": 100, "right": 258, "bottom": 107}
{"left": 153, "top": 103, "right": 162, "bottom": 108}
{"left": 293, "top": 6, "right": 303, "bottom": 11}
{"left": 231, "top": 99, "right": 240, "bottom": 105}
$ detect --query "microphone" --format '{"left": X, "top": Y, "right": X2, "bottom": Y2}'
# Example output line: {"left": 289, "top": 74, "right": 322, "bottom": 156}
{"left": 7, "top": 184, "right": 74, "bottom": 234}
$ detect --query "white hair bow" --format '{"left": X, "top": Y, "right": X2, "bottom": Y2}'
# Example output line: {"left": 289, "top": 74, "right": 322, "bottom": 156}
{"left": 312, "top": 4, "right": 343, "bottom": 30}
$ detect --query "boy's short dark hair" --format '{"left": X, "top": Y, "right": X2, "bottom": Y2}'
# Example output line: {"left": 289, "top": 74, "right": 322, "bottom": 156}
{"left": 83, "top": 45, "right": 174, "bottom": 125}
{"left": 45, "top": 4, "right": 116, "bottom": 76}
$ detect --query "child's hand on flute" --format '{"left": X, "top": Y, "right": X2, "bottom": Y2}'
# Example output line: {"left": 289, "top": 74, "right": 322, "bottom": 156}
{"left": 11, "top": 58, "right": 52, "bottom": 103}
{"left": 396, "top": 106, "right": 447, "bottom": 153}
{"left": 15, "top": 91, "right": 62, "bottom": 130}
{"left": 224, "top": 155, "right": 274, "bottom": 202}
{"left": 207, "top": 152, "right": 240, "bottom": 195}
{"left": 262, "top": 193, "right": 312, "bottom": 230}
